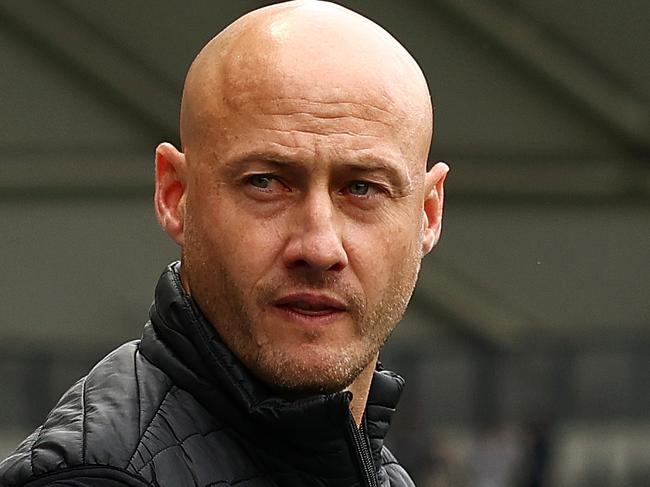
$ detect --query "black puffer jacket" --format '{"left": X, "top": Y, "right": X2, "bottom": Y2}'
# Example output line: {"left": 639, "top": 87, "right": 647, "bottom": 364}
{"left": 0, "top": 263, "right": 414, "bottom": 487}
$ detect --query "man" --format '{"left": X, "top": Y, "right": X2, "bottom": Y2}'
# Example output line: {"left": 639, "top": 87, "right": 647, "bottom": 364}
{"left": 0, "top": 1, "right": 448, "bottom": 486}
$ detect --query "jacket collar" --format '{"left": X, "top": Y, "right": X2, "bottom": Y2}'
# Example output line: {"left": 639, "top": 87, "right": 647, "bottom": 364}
{"left": 144, "top": 261, "right": 405, "bottom": 471}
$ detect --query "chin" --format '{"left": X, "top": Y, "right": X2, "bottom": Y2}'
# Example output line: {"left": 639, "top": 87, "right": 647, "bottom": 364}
{"left": 249, "top": 343, "right": 373, "bottom": 395}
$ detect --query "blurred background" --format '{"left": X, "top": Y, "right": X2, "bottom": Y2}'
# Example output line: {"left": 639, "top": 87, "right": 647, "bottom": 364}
{"left": 0, "top": 1, "right": 648, "bottom": 485}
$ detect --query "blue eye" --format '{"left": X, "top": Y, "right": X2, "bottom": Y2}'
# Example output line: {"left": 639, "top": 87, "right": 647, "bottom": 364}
{"left": 348, "top": 181, "right": 371, "bottom": 196}
{"left": 249, "top": 174, "right": 274, "bottom": 188}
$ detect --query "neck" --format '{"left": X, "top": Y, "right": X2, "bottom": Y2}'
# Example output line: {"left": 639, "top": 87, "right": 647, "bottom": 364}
{"left": 347, "top": 354, "right": 379, "bottom": 426}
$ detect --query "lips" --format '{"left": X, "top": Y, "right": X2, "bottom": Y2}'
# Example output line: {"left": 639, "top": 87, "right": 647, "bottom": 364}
{"left": 274, "top": 293, "right": 347, "bottom": 317}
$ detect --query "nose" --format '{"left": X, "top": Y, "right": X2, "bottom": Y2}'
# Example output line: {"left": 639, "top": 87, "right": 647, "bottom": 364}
{"left": 283, "top": 190, "right": 348, "bottom": 273}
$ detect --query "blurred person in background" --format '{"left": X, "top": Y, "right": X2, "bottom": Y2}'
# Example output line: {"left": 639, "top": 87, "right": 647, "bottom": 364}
{"left": 520, "top": 418, "right": 553, "bottom": 487}
{"left": 0, "top": 1, "right": 448, "bottom": 486}
{"left": 466, "top": 422, "right": 522, "bottom": 487}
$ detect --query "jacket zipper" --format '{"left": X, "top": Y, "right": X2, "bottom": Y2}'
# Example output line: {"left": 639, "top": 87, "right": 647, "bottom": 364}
{"left": 347, "top": 415, "right": 379, "bottom": 487}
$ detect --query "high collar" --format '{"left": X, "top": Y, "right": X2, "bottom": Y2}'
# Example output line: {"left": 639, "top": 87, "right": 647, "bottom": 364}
{"left": 142, "top": 261, "right": 405, "bottom": 473}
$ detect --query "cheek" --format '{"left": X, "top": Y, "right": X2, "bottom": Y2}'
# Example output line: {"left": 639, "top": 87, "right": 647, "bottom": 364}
{"left": 196, "top": 197, "right": 285, "bottom": 275}
{"left": 346, "top": 219, "right": 421, "bottom": 284}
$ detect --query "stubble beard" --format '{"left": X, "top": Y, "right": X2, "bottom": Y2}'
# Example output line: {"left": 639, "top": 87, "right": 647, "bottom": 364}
{"left": 183, "top": 250, "right": 422, "bottom": 396}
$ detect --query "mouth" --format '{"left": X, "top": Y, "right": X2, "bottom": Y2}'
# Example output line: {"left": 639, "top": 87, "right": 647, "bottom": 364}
{"left": 274, "top": 293, "right": 347, "bottom": 318}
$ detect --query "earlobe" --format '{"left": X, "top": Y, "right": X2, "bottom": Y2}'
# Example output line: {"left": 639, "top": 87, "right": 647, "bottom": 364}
{"left": 421, "top": 162, "right": 449, "bottom": 255}
{"left": 154, "top": 142, "right": 187, "bottom": 246}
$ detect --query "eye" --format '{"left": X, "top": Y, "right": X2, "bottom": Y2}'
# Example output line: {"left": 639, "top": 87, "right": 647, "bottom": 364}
{"left": 243, "top": 173, "right": 290, "bottom": 198}
{"left": 248, "top": 174, "right": 275, "bottom": 189}
{"left": 346, "top": 180, "right": 374, "bottom": 196}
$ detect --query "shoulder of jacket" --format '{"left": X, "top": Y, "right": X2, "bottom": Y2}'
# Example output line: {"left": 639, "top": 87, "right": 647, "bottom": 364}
{"left": 379, "top": 447, "right": 415, "bottom": 487}
{"left": 0, "top": 340, "right": 177, "bottom": 486}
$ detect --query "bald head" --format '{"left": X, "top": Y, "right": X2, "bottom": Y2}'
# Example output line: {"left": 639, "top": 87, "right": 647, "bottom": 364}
{"left": 154, "top": 0, "right": 448, "bottom": 404}
{"left": 180, "top": 0, "right": 433, "bottom": 166}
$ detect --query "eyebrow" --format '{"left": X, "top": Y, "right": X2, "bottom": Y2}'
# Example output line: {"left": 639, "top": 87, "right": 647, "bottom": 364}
{"left": 335, "top": 160, "right": 414, "bottom": 195}
{"left": 226, "top": 151, "right": 304, "bottom": 168}
{"left": 224, "top": 150, "right": 413, "bottom": 192}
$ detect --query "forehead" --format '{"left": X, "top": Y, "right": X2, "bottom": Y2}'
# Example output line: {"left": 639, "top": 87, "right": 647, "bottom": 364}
{"left": 225, "top": 61, "right": 400, "bottom": 119}
{"left": 184, "top": 12, "right": 431, "bottom": 173}
{"left": 214, "top": 102, "right": 407, "bottom": 175}
{"left": 191, "top": 93, "right": 423, "bottom": 186}
{"left": 224, "top": 95, "right": 400, "bottom": 139}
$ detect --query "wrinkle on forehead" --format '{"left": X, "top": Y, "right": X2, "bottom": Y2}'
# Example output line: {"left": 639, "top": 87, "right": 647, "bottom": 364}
{"left": 238, "top": 98, "right": 400, "bottom": 140}
{"left": 180, "top": 0, "right": 433, "bottom": 167}
{"left": 233, "top": 98, "right": 398, "bottom": 125}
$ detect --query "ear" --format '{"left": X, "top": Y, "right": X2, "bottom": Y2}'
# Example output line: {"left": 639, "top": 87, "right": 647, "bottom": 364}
{"left": 154, "top": 142, "right": 187, "bottom": 246}
{"left": 421, "top": 162, "right": 449, "bottom": 255}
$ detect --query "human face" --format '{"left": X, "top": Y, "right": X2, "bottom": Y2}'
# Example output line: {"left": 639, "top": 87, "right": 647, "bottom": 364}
{"left": 178, "top": 87, "right": 430, "bottom": 394}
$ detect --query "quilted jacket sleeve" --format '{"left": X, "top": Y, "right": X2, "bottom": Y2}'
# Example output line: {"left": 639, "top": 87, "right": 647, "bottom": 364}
{"left": 20, "top": 466, "right": 152, "bottom": 486}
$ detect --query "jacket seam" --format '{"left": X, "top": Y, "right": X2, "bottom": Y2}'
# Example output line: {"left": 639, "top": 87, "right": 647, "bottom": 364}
{"left": 153, "top": 411, "right": 203, "bottom": 486}
{"left": 134, "top": 428, "right": 223, "bottom": 475}
{"left": 28, "top": 426, "right": 43, "bottom": 477}
{"left": 81, "top": 375, "right": 87, "bottom": 464}
{"left": 125, "top": 383, "right": 175, "bottom": 470}
{"left": 76, "top": 344, "right": 140, "bottom": 468}
{"left": 134, "top": 343, "right": 142, "bottom": 439}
